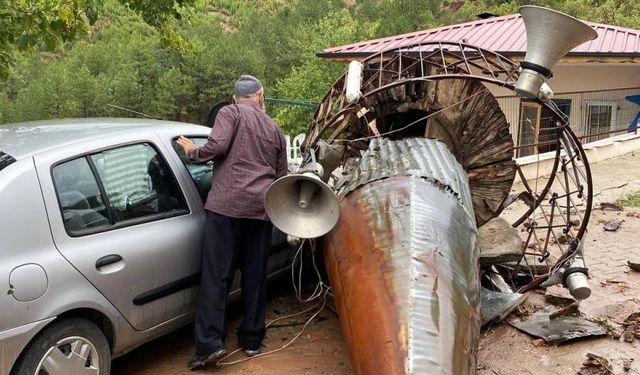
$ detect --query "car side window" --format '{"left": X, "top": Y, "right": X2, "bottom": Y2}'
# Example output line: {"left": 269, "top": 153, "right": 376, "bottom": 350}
{"left": 171, "top": 137, "right": 212, "bottom": 203}
{"left": 91, "top": 143, "right": 187, "bottom": 223}
{"left": 52, "top": 158, "right": 111, "bottom": 233}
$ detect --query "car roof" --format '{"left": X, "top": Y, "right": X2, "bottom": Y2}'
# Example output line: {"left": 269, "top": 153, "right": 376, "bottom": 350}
{"left": 0, "top": 118, "right": 210, "bottom": 159}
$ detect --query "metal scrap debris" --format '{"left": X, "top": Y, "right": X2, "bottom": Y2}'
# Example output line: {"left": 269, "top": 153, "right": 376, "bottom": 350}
{"left": 603, "top": 219, "right": 624, "bottom": 231}
{"left": 480, "top": 288, "right": 528, "bottom": 326}
{"left": 578, "top": 353, "right": 613, "bottom": 375}
{"left": 486, "top": 266, "right": 512, "bottom": 293}
{"left": 508, "top": 312, "right": 607, "bottom": 344}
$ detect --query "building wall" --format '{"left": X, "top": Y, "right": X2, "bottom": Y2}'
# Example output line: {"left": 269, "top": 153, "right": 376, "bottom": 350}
{"left": 550, "top": 64, "right": 640, "bottom": 92}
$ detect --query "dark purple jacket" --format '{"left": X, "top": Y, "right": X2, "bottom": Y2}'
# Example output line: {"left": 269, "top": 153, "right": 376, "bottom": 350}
{"left": 187, "top": 101, "right": 288, "bottom": 220}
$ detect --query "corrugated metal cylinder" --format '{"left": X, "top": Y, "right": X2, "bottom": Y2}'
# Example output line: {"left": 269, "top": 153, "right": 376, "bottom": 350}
{"left": 323, "top": 137, "right": 479, "bottom": 374}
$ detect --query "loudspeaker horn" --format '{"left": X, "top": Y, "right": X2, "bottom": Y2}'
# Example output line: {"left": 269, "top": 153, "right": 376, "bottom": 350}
{"left": 265, "top": 164, "right": 340, "bottom": 239}
{"left": 515, "top": 6, "right": 597, "bottom": 99}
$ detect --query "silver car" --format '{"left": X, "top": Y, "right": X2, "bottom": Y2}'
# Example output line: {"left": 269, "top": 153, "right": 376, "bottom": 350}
{"left": 0, "top": 119, "right": 294, "bottom": 375}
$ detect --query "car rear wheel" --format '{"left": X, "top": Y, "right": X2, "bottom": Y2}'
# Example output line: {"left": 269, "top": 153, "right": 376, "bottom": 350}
{"left": 11, "top": 318, "right": 111, "bottom": 375}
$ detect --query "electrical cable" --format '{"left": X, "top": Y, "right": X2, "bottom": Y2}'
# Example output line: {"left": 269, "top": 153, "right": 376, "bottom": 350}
{"left": 217, "top": 239, "right": 331, "bottom": 367}
{"left": 217, "top": 289, "right": 329, "bottom": 366}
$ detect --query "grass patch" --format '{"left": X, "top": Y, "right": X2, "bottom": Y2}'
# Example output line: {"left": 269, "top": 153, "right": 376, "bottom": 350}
{"left": 616, "top": 191, "right": 640, "bottom": 207}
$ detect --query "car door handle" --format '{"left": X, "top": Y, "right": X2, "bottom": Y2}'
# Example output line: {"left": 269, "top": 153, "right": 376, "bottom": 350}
{"left": 96, "top": 254, "right": 123, "bottom": 269}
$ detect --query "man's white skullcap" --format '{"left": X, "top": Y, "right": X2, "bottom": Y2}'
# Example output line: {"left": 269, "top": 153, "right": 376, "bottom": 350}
{"left": 234, "top": 75, "right": 263, "bottom": 97}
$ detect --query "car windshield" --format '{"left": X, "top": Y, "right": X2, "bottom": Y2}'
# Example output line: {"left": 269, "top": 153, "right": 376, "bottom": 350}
{"left": 0, "top": 151, "right": 16, "bottom": 172}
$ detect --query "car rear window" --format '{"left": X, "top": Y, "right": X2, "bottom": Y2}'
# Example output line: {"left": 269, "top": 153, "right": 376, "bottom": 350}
{"left": 0, "top": 151, "right": 16, "bottom": 172}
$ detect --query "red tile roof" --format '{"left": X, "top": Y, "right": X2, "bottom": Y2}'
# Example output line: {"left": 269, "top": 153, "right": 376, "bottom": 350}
{"left": 321, "top": 14, "right": 640, "bottom": 58}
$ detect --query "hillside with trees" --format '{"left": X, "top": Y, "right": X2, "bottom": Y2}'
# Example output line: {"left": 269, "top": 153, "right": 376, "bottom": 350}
{"left": 1, "top": 0, "right": 639, "bottom": 134}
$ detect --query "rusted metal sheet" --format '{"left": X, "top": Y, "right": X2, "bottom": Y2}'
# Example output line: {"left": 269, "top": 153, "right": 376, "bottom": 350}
{"left": 323, "top": 138, "right": 479, "bottom": 374}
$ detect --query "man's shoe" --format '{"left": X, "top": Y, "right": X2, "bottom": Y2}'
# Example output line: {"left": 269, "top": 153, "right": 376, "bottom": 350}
{"left": 244, "top": 348, "right": 261, "bottom": 357}
{"left": 187, "top": 348, "right": 227, "bottom": 370}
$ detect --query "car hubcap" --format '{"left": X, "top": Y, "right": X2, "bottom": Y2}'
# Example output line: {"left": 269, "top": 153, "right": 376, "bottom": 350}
{"left": 35, "top": 336, "right": 100, "bottom": 375}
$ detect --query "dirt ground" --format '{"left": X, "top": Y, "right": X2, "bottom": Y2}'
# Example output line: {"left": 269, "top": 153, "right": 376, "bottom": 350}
{"left": 112, "top": 151, "right": 640, "bottom": 375}
{"left": 112, "top": 280, "right": 352, "bottom": 375}
{"left": 478, "top": 150, "right": 640, "bottom": 375}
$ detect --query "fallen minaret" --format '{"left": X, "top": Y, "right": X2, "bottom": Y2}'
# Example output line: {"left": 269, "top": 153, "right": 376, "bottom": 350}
{"left": 267, "top": 6, "right": 597, "bottom": 374}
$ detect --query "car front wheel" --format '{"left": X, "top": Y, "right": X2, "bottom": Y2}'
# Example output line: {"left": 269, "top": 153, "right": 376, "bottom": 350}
{"left": 11, "top": 318, "right": 111, "bottom": 375}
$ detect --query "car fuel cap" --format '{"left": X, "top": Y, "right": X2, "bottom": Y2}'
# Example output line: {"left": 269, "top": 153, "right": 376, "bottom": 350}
{"left": 9, "top": 264, "right": 48, "bottom": 302}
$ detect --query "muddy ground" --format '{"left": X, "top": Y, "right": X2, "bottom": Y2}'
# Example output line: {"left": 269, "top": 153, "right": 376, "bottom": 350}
{"left": 113, "top": 151, "right": 640, "bottom": 374}
{"left": 112, "top": 278, "right": 351, "bottom": 375}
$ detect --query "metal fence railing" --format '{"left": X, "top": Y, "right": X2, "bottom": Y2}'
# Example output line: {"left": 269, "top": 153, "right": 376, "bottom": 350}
{"left": 496, "top": 87, "right": 640, "bottom": 157}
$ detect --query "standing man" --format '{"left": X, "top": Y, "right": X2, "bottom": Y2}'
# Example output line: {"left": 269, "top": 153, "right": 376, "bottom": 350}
{"left": 176, "top": 75, "right": 288, "bottom": 370}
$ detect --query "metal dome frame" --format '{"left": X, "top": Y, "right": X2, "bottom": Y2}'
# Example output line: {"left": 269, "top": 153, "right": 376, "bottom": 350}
{"left": 304, "top": 41, "right": 594, "bottom": 291}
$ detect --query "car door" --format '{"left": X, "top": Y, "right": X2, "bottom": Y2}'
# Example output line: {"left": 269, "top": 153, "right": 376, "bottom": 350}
{"left": 38, "top": 138, "right": 204, "bottom": 331}
{"left": 165, "top": 135, "right": 294, "bottom": 285}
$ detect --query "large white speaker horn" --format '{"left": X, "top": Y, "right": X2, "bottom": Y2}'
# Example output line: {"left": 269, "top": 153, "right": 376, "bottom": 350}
{"left": 265, "top": 166, "right": 340, "bottom": 239}
{"left": 515, "top": 6, "right": 597, "bottom": 99}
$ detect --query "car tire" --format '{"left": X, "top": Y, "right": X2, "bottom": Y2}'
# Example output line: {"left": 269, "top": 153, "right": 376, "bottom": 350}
{"left": 11, "top": 318, "right": 111, "bottom": 375}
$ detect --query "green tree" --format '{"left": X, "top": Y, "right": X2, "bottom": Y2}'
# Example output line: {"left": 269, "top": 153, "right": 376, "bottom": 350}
{"left": 355, "top": 0, "right": 441, "bottom": 37}
{"left": 0, "top": 0, "right": 195, "bottom": 79}
{"left": 149, "top": 67, "right": 194, "bottom": 120}
{"left": 0, "top": 91, "right": 12, "bottom": 123}
{"left": 3, "top": 0, "right": 640, "bottom": 132}
{"left": 272, "top": 9, "right": 376, "bottom": 135}
{"left": 179, "top": 19, "right": 267, "bottom": 122}
{"left": 10, "top": 61, "right": 72, "bottom": 120}
{"left": 440, "top": 0, "right": 640, "bottom": 27}
{"left": 0, "top": 7, "right": 190, "bottom": 122}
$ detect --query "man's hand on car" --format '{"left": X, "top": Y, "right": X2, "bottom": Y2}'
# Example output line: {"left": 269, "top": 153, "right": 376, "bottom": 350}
{"left": 177, "top": 136, "right": 197, "bottom": 154}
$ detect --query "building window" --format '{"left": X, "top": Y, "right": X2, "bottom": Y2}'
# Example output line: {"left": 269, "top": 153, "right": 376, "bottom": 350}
{"left": 585, "top": 101, "right": 617, "bottom": 143}
{"left": 517, "top": 99, "right": 571, "bottom": 157}
{"left": 554, "top": 99, "right": 572, "bottom": 117}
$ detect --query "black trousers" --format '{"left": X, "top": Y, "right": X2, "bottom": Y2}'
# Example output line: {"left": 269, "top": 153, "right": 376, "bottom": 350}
{"left": 195, "top": 211, "right": 272, "bottom": 354}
